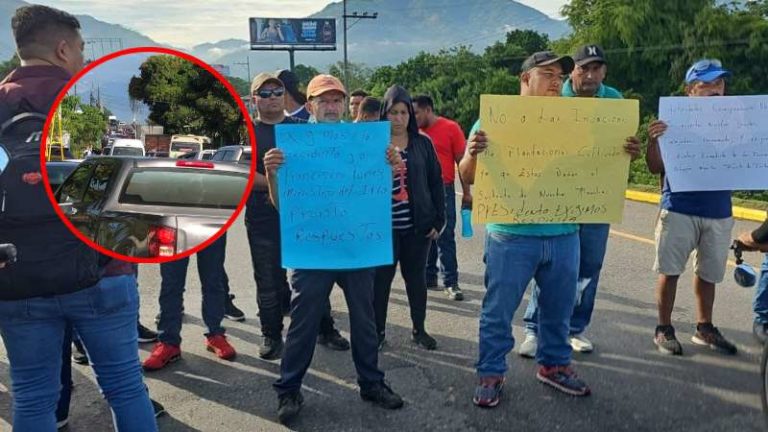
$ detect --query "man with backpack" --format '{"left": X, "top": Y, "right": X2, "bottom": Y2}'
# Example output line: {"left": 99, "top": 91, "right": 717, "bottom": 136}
{"left": 0, "top": 5, "right": 156, "bottom": 430}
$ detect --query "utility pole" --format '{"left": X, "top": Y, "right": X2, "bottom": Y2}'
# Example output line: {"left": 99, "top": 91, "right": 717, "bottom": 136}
{"left": 232, "top": 57, "right": 253, "bottom": 113}
{"left": 342, "top": 0, "right": 377, "bottom": 90}
{"left": 232, "top": 57, "right": 251, "bottom": 82}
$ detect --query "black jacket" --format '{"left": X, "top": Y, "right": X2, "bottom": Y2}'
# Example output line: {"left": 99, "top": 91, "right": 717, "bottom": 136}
{"left": 380, "top": 85, "right": 446, "bottom": 236}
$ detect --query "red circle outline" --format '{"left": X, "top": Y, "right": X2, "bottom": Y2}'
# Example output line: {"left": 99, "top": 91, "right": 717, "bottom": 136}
{"left": 40, "top": 46, "right": 257, "bottom": 264}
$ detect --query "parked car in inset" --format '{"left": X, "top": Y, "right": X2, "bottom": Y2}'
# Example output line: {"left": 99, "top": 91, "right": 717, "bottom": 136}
{"left": 103, "top": 138, "right": 145, "bottom": 156}
{"left": 178, "top": 149, "right": 216, "bottom": 160}
{"left": 211, "top": 145, "right": 251, "bottom": 164}
{"left": 55, "top": 157, "right": 250, "bottom": 258}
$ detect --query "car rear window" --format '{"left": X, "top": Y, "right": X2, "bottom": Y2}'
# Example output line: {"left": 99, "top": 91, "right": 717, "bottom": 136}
{"left": 112, "top": 147, "right": 144, "bottom": 156}
{"left": 118, "top": 168, "right": 247, "bottom": 209}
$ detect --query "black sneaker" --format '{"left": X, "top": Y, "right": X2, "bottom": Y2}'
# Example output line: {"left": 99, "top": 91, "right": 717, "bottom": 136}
{"left": 412, "top": 330, "right": 437, "bottom": 350}
{"left": 426, "top": 280, "right": 441, "bottom": 291}
{"left": 317, "top": 329, "right": 350, "bottom": 351}
{"left": 225, "top": 294, "right": 246, "bottom": 322}
{"left": 654, "top": 325, "right": 683, "bottom": 355}
{"left": 692, "top": 323, "right": 737, "bottom": 355}
{"left": 360, "top": 381, "right": 404, "bottom": 410}
{"left": 138, "top": 322, "right": 159, "bottom": 343}
{"left": 753, "top": 321, "right": 768, "bottom": 344}
{"left": 151, "top": 399, "right": 166, "bottom": 418}
{"left": 72, "top": 340, "right": 89, "bottom": 365}
{"left": 445, "top": 285, "right": 464, "bottom": 301}
{"left": 277, "top": 391, "right": 303, "bottom": 425}
{"left": 259, "top": 336, "right": 284, "bottom": 360}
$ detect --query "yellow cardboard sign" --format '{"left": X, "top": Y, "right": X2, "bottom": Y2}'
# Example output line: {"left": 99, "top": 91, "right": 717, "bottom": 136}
{"left": 474, "top": 95, "right": 639, "bottom": 224}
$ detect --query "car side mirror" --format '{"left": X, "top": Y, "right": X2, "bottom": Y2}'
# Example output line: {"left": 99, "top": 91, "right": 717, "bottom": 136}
{"left": 0, "top": 144, "right": 9, "bottom": 175}
{"left": 58, "top": 202, "right": 78, "bottom": 216}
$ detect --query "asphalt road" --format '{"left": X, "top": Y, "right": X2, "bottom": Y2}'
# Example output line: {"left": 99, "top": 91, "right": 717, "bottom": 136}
{"left": 1, "top": 199, "right": 766, "bottom": 432}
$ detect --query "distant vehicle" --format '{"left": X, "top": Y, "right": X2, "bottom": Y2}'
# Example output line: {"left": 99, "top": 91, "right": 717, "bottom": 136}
{"left": 55, "top": 157, "right": 250, "bottom": 258}
{"left": 103, "top": 138, "right": 145, "bottom": 157}
{"left": 47, "top": 145, "right": 75, "bottom": 161}
{"left": 169, "top": 135, "right": 210, "bottom": 159}
{"left": 211, "top": 145, "right": 251, "bottom": 164}
{"left": 178, "top": 149, "right": 216, "bottom": 160}
{"left": 46, "top": 160, "right": 81, "bottom": 192}
{"left": 144, "top": 134, "right": 171, "bottom": 157}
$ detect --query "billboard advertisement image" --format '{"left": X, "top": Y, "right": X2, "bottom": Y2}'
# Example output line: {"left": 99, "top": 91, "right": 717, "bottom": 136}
{"left": 249, "top": 18, "right": 337, "bottom": 50}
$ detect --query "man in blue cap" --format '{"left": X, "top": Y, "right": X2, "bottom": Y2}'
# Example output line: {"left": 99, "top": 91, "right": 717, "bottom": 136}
{"left": 645, "top": 59, "right": 737, "bottom": 356}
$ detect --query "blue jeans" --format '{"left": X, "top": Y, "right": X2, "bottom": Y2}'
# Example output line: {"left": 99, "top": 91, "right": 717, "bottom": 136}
{"left": 0, "top": 275, "right": 157, "bottom": 432}
{"left": 426, "top": 184, "right": 458, "bottom": 287}
{"left": 477, "top": 231, "right": 578, "bottom": 376}
{"left": 524, "top": 223, "right": 609, "bottom": 336}
{"left": 754, "top": 254, "right": 768, "bottom": 324}
{"left": 274, "top": 268, "right": 384, "bottom": 395}
{"left": 158, "top": 235, "right": 227, "bottom": 346}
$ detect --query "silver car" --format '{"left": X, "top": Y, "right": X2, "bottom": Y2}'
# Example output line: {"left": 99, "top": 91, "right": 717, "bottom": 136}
{"left": 211, "top": 145, "right": 251, "bottom": 164}
{"left": 56, "top": 157, "right": 250, "bottom": 258}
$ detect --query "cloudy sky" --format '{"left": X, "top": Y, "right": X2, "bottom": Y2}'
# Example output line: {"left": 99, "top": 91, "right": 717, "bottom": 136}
{"left": 33, "top": 0, "right": 568, "bottom": 48}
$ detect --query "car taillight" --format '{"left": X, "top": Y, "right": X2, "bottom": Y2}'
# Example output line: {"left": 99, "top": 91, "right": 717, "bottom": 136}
{"left": 176, "top": 160, "right": 214, "bottom": 169}
{"left": 148, "top": 225, "right": 176, "bottom": 257}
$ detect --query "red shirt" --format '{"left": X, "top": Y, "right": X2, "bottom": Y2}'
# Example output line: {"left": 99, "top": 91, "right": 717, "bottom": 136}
{"left": 420, "top": 117, "right": 465, "bottom": 184}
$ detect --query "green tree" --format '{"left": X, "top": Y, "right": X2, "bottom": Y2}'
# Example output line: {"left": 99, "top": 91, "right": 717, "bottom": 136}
{"left": 484, "top": 30, "right": 550, "bottom": 73}
{"left": 60, "top": 95, "right": 108, "bottom": 156}
{"left": 128, "top": 55, "right": 245, "bottom": 145}
{"left": 293, "top": 64, "right": 320, "bottom": 90}
{"left": 226, "top": 76, "right": 250, "bottom": 96}
{"left": 328, "top": 61, "right": 373, "bottom": 94}
{"left": 559, "top": 0, "right": 768, "bottom": 194}
{"left": 0, "top": 54, "right": 20, "bottom": 80}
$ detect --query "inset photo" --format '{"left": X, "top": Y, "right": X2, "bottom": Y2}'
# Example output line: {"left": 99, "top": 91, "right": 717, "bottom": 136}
{"left": 42, "top": 47, "right": 256, "bottom": 262}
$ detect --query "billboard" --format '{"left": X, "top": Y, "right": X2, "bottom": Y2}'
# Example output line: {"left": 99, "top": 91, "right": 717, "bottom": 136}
{"left": 249, "top": 18, "right": 337, "bottom": 50}
{"left": 211, "top": 64, "right": 231, "bottom": 77}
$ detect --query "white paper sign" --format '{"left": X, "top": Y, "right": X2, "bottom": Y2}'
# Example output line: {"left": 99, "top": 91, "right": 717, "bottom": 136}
{"left": 658, "top": 95, "right": 768, "bottom": 192}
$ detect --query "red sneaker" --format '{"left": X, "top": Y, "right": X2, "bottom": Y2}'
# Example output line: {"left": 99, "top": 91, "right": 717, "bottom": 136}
{"left": 142, "top": 342, "right": 181, "bottom": 371}
{"left": 205, "top": 334, "right": 236, "bottom": 360}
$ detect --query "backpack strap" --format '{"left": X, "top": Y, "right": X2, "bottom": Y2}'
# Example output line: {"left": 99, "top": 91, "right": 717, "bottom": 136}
{"left": 0, "top": 112, "right": 48, "bottom": 137}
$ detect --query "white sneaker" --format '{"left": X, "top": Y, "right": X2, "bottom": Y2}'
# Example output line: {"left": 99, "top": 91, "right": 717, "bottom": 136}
{"left": 518, "top": 334, "right": 537, "bottom": 358}
{"left": 570, "top": 334, "right": 594, "bottom": 353}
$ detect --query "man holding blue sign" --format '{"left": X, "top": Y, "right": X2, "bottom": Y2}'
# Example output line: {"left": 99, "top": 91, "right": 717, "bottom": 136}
{"left": 246, "top": 72, "right": 349, "bottom": 361}
{"left": 265, "top": 74, "right": 405, "bottom": 425}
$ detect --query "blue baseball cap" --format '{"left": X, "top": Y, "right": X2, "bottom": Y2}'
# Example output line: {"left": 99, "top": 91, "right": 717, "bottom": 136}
{"left": 685, "top": 59, "right": 731, "bottom": 84}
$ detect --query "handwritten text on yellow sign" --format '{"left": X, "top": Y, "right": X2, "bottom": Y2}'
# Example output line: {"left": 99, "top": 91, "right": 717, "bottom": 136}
{"left": 474, "top": 95, "right": 640, "bottom": 224}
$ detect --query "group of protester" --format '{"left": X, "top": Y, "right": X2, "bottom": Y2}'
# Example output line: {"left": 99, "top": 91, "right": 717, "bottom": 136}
{"left": 1, "top": 4, "right": 768, "bottom": 431}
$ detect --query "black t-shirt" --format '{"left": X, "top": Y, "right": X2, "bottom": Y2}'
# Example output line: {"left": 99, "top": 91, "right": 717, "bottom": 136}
{"left": 245, "top": 116, "right": 303, "bottom": 231}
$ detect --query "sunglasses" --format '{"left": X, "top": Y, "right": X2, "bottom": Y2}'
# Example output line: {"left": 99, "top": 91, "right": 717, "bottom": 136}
{"left": 256, "top": 87, "right": 285, "bottom": 98}
{"left": 691, "top": 59, "right": 722, "bottom": 71}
